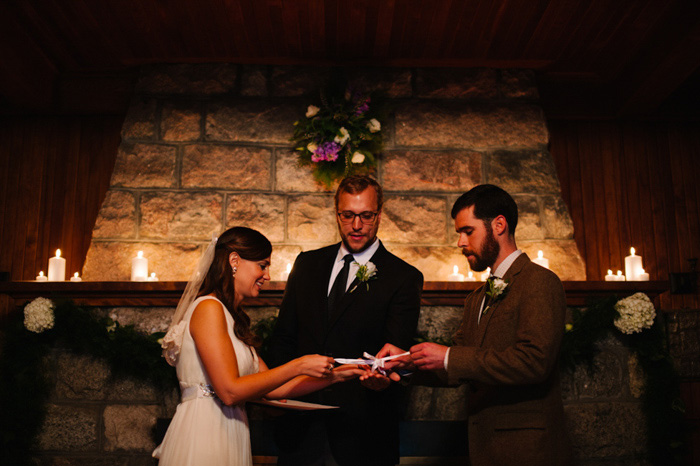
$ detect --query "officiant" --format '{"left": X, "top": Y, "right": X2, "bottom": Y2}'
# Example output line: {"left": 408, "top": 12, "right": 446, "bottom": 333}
{"left": 269, "top": 175, "right": 424, "bottom": 466}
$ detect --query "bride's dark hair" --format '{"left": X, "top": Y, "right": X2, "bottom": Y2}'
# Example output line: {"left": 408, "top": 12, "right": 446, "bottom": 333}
{"left": 197, "top": 226, "right": 271, "bottom": 347}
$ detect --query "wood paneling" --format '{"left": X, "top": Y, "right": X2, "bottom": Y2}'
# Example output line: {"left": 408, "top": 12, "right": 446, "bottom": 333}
{"left": 0, "top": 116, "right": 122, "bottom": 316}
{"left": 549, "top": 120, "right": 700, "bottom": 310}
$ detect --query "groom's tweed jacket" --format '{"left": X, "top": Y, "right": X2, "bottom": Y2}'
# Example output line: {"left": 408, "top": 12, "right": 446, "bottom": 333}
{"left": 447, "top": 253, "right": 572, "bottom": 466}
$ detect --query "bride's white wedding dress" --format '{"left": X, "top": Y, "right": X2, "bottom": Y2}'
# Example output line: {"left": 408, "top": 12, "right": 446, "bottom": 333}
{"left": 153, "top": 296, "right": 259, "bottom": 466}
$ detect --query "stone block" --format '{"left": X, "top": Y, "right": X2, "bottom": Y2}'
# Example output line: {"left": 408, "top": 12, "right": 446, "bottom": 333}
{"left": 107, "top": 307, "right": 173, "bottom": 335}
{"left": 82, "top": 242, "right": 203, "bottom": 281}
{"left": 432, "top": 386, "right": 469, "bottom": 420}
{"left": 405, "top": 385, "right": 435, "bottom": 420}
{"left": 121, "top": 98, "right": 156, "bottom": 140}
{"left": 395, "top": 101, "right": 548, "bottom": 149}
{"left": 565, "top": 403, "right": 647, "bottom": 458}
{"left": 567, "top": 351, "right": 625, "bottom": 399}
{"left": 38, "top": 404, "right": 99, "bottom": 451}
{"left": 499, "top": 69, "right": 539, "bottom": 100}
{"left": 269, "top": 66, "right": 331, "bottom": 97}
{"left": 107, "top": 377, "right": 159, "bottom": 403}
{"left": 380, "top": 196, "right": 447, "bottom": 244}
{"left": 627, "top": 353, "right": 645, "bottom": 399}
{"left": 182, "top": 145, "right": 272, "bottom": 189}
{"left": 287, "top": 195, "right": 338, "bottom": 243}
{"left": 54, "top": 353, "right": 110, "bottom": 401}
{"left": 240, "top": 65, "right": 268, "bottom": 96}
{"left": 275, "top": 150, "right": 336, "bottom": 193}
{"left": 513, "top": 194, "right": 544, "bottom": 241}
{"left": 347, "top": 68, "right": 413, "bottom": 98}
{"left": 382, "top": 150, "right": 482, "bottom": 192}
{"left": 542, "top": 195, "right": 575, "bottom": 239}
{"left": 389, "top": 246, "right": 470, "bottom": 282}
{"left": 103, "top": 404, "right": 159, "bottom": 452}
{"left": 519, "top": 241, "right": 586, "bottom": 281}
{"left": 111, "top": 143, "right": 177, "bottom": 188}
{"left": 488, "top": 150, "right": 561, "bottom": 194}
{"left": 33, "top": 456, "right": 131, "bottom": 466}
{"left": 225, "top": 193, "right": 286, "bottom": 242}
{"left": 139, "top": 192, "right": 223, "bottom": 240}
{"left": 266, "top": 245, "right": 304, "bottom": 281}
{"left": 92, "top": 190, "right": 136, "bottom": 239}
{"left": 206, "top": 100, "right": 301, "bottom": 143}
{"left": 416, "top": 306, "right": 463, "bottom": 342}
{"left": 415, "top": 68, "right": 499, "bottom": 99}
{"left": 136, "top": 64, "right": 237, "bottom": 95}
{"left": 161, "top": 101, "right": 202, "bottom": 142}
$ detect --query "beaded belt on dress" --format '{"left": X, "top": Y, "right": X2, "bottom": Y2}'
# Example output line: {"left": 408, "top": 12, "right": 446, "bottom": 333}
{"left": 180, "top": 383, "right": 217, "bottom": 402}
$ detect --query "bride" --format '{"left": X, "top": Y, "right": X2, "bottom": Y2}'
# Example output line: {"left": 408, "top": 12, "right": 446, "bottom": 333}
{"left": 153, "top": 226, "right": 363, "bottom": 465}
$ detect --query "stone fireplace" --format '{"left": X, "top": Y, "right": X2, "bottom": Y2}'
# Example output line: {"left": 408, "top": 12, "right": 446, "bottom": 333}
{"left": 82, "top": 64, "right": 585, "bottom": 282}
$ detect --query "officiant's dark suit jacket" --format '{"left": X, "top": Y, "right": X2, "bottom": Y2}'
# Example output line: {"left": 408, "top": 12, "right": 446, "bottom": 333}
{"left": 270, "top": 241, "right": 423, "bottom": 466}
{"left": 436, "top": 253, "right": 572, "bottom": 466}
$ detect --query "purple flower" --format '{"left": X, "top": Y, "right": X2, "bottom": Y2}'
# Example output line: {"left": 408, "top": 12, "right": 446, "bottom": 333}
{"left": 311, "top": 141, "right": 341, "bottom": 162}
{"left": 355, "top": 102, "right": 370, "bottom": 115}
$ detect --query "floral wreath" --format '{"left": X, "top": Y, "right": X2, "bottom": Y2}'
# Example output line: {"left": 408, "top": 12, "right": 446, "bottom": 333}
{"left": 291, "top": 83, "right": 383, "bottom": 187}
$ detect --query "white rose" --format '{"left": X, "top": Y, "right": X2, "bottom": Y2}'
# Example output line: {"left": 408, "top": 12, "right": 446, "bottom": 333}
{"left": 307, "top": 142, "right": 318, "bottom": 153}
{"left": 367, "top": 118, "right": 381, "bottom": 133}
{"left": 365, "top": 261, "right": 377, "bottom": 278}
{"left": 306, "top": 105, "right": 320, "bottom": 118}
{"left": 334, "top": 127, "right": 350, "bottom": 145}
{"left": 351, "top": 151, "right": 365, "bottom": 164}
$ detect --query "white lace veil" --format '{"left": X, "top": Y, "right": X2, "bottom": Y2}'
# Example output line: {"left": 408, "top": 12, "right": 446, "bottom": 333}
{"left": 161, "top": 235, "right": 218, "bottom": 366}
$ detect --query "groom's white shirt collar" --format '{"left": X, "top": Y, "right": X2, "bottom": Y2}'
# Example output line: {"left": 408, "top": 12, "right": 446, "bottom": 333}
{"left": 328, "top": 238, "right": 380, "bottom": 294}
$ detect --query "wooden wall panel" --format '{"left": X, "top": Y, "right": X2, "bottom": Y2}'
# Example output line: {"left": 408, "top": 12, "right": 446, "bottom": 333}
{"left": 0, "top": 116, "right": 122, "bottom": 316}
{"left": 549, "top": 120, "right": 700, "bottom": 310}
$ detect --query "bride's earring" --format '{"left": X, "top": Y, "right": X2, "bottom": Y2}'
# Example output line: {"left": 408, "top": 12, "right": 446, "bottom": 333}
{"left": 232, "top": 266, "right": 237, "bottom": 277}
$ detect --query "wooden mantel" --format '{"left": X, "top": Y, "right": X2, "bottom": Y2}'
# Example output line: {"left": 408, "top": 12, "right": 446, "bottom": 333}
{"left": 0, "top": 281, "right": 669, "bottom": 308}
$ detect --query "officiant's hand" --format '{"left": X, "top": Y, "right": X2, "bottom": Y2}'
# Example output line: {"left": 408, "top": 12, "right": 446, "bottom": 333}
{"left": 409, "top": 342, "right": 447, "bottom": 371}
{"left": 375, "top": 343, "right": 414, "bottom": 376}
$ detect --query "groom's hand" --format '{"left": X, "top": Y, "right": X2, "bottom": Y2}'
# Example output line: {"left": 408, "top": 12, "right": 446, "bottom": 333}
{"left": 359, "top": 369, "right": 394, "bottom": 390}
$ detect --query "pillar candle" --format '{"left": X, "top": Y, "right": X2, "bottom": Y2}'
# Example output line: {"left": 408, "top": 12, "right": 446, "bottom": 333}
{"left": 465, "top": 271, "right": 476, "bottom": 282}
{"left": 48, "top": 249, "right": 66, "bottom": 281}
{"left": 281, "top": 263, "right": 292, "bottom": 281}
{"left": 532, "top": 250, "right": 550, "bottom": 269}
{"left": 70, "top": 272, "right": 82, "bottom": 282}
{"left": 36, "top": 271, "right": 48, "bottom": 281}
{"left": 131, "top": 251, "right": 148, "bottom": 281}
{"left": 448, "top": 265, "right": 464, "bottom": 281}
{"left": 625, "top": 247, "right": 643, "bottom": 281}
{"left": 604, "top": 269, "right": 615, "bottom": 281}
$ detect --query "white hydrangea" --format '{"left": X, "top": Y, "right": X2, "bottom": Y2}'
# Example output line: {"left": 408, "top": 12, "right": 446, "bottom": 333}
{"left": 614, "top": 292, "right": 656, "bottom": 335}
{"left": 24, "top": 297, "right": 55, "bottom": 333}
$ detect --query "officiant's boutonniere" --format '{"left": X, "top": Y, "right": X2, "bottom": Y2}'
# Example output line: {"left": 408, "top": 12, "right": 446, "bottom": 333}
{"left": 350, "top": 261, "right": 378, "bottom": 292}
{"left": 483, "top": 277, "right": 509, "bottom": 315}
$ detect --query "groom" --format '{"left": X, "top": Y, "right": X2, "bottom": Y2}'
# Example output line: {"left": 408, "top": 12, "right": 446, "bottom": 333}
{"left": 378, "top": 184, "right": 572, "bottom": 466}
{"left": 270, "top": 175, "right": 423, "bottom": 466}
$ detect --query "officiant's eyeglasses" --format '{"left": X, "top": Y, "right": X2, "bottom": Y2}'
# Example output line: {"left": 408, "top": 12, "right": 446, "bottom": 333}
{"left": 337, "top": 211, "right": 378, "bottom": 224}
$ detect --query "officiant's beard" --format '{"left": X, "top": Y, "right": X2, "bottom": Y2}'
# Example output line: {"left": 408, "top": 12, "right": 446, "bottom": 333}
{"left": 463, "top": 226, "right": 500, "bottom": 272}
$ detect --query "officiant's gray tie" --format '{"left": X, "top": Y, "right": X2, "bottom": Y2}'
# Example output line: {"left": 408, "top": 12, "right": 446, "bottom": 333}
{"left": 328, "top": 254, "right": 354, "bottom": 313}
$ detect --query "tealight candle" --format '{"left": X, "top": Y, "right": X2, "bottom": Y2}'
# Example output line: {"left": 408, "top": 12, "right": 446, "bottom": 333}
{"left": 70, "top": 272, "right": 82, "bottom": 282}
{"left": 480, "top": 267, "right": 491, "bottom": 281}
{"left": 448, "top": 265, "right": 464, "bottom": 281}
{"left": 36, "top": 271, "right": 48, "bottom": 281}
{"left": 48, "top": 249, "right": 66, "bottom": 281}
{"left": 532, "top": 250, "right": 550, "bottom": 269}
{"left": 281, "top": 263, "right": 292, "bottom": 281}
{"left": 131, "top": 251, "right": 148, "bottom": 281}
{"left": 604, "top": 269, "right": 616, "bottom": 281}
{"left": 638, "top": 268, "right": 649, "bottom": 281}
{"left": 625, "top": 247, "right": 643, "bottom": 281}
{"left": 616, "top": 270, "right": 626, "bottom": 281}
{"left": 465, "top": 271, "right": 476, "bottom": 282}
{"left": 147, "top": 272, "right": 159, "bottom": 282}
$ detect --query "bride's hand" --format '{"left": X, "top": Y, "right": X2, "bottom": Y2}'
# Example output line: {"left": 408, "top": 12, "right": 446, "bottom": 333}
{"left": 293, "top": 354, "right": 335, "bottom": 378}
{"left": 329, "top": 364, "right": 364, "bottom": 383}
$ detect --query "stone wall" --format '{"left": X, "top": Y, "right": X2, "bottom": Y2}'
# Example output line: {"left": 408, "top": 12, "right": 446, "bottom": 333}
{"left": 82, "top": 64, "right": 585, "bottom": 282}
{"left": 30, "top": 304, "right": 670, "bottom": 465}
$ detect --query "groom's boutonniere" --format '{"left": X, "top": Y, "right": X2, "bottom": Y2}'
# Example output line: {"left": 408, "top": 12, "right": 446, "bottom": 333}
{"left": 483, "top": 277, "right": 509, "bottom": 315}
{"left": 350, "top": 261, "right": 378, "bottom": 292}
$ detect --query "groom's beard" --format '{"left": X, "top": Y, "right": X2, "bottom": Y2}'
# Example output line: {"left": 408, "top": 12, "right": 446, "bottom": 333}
{"left": 462, "top": 226, "right": 499, "bottom": 272}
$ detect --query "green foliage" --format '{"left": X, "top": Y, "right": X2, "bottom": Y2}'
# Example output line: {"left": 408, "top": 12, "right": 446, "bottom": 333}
{"left": 252, "top": 315, "right": 278, "bottom": 362}
{"left": 0, "top": 300, "right": 178, "bottom": 465}
{"left": 560, "top": 295, "right": 687, "bottom": 464}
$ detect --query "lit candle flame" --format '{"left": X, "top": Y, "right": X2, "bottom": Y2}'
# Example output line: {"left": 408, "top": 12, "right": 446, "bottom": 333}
{"left": 538, "top": 250, "right": 544, "bottom": 259}
{"left": 453, "top": 265, "right": 459, "bottom": 274}
{"left": 137, "top": 251, "right": 143, "bottom": 258}
{"left": 630, "top": 247, "right": 636, "bottom": 255}
{"left": 56, "top": 249, "right": 62, "bottom": 257}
